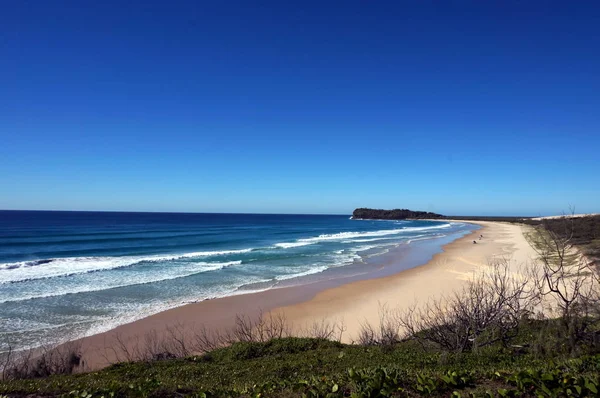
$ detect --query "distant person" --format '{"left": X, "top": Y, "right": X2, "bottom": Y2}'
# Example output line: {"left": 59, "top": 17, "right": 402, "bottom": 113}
{"left": 479, "top": 234, "right": 483, "bottom": 240}
{"left": 473, "top": 240, "right": 477, "bottom": 244}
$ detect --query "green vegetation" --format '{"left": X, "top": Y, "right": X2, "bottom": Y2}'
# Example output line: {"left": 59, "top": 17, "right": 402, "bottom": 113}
{"left": 1, "top": 322, "right": 600, "bottom": 397}
{"left": 352, "top": 208, "right": 444, "bottom": 220}
{"left": 539, "top": 216, "right": 600, "bottom": 267}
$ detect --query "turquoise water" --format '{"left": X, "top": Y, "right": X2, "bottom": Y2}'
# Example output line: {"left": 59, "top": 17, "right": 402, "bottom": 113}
{"left": 0, "top": 211, "right": 473, "bottom": 351}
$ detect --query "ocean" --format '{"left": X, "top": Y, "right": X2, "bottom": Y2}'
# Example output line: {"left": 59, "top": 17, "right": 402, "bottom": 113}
{"left": 0, "top": 210, "right": 474, "bottom": 352}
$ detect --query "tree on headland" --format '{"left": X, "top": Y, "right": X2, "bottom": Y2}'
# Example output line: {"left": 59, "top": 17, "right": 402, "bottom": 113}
{"left": 352, "top": 208, "right": 444, "bottom": 220}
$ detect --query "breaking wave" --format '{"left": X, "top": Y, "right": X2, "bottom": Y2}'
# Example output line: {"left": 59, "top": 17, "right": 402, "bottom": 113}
{"left": 0, "top": 260, "right": 242, "bottom": 303}
{"left": 0, "top": 249, "right": 252, "bottom": 284}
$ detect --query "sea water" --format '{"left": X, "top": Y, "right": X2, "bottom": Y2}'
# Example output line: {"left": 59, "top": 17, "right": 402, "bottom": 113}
{"left": 0, "top": 211, "right": 473, "bottom": 351}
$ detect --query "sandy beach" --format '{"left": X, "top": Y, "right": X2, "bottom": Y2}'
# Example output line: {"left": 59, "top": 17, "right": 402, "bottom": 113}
{"left": 272, "top": 220, "right": 537, "bottom": 340}
{"left": 75, "top": 220, "right": 538, "bottom": 370}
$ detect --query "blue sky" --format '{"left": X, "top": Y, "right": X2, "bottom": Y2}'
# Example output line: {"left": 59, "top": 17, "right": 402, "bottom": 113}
{"left": 1, "top": 1, "right": 599, "bottom": 216}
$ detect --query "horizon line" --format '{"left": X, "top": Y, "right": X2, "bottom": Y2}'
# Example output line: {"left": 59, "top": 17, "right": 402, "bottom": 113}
{"left": 0, "top": 208, "right": 545, "bottom": 218}
{"left": 0, "top": 209, "right": 351, "bottom": 216}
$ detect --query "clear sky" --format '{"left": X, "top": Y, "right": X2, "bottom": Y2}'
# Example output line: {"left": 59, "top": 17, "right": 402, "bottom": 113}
{"left": 1, "top": 1, "right": 599, "bottom": 216}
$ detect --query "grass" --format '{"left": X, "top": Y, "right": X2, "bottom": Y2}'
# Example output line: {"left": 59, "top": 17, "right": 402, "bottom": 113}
{"left": 1, "top": 322, "right": 600, "bottom": 397}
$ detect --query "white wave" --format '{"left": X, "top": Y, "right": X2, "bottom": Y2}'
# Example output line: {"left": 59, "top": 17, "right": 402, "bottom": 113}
{"left": 274, "top": 265, "right": 329, "bottom": 281}
{"left": 0, "top": 249, "right": 252, "bottom": 284}
{"left": 299, "top": 224, "right": 451, "bottom": 243}
{"left": 406, "top": 234, "right": 444, "bottom": 244}
{"left": 0, "top": 261, "right": 242, "bottom": 303}
{"left": 272, "top": 241, "right": 314, "bottom": 249}
{"left": 349, "top": 244, "right": 389, "bottom": 253}
{"left": 0, "top": 256, "right": 147, "bottom": 284}
{"left": 341, "top": 237, "right": 394, "bottom": 243}
{"left": 332, "top": 251, "right": 362, "bottom": 264}
{"left": 166, "top": 248, "right": 252, "bottom": 258}
{"left": 403, "top": 224, "right": 452, "bottom": 232}
{"left": 65, "top": 274, "right": 273, "bottom": 348}
{"left": 271, "top": 223, "right": 451, "bottom": 249}
{"left": 3, "top": 278, "right": 257, "bottom": 353}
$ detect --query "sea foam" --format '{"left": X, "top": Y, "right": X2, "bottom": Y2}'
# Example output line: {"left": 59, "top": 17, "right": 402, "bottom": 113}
{"left": 0, "top": 260, "right": 242, "bottom": 303}
{"left": 275, "top": 223, "right": 452, "bottom": 247}
{"left": 0, "top": 249, "right": 252, "bottom": 284}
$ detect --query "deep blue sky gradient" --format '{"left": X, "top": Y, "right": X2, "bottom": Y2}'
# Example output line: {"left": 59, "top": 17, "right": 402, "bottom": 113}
{"left": 1, "top": 1, "right": 599, "bottom": 215}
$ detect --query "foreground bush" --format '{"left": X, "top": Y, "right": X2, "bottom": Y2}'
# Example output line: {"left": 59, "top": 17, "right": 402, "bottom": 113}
{"left": 1, "top": 333, "right": 600, "bottom": 397}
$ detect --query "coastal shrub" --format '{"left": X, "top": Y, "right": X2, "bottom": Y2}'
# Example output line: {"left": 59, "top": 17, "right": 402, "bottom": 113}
{"left": 526, "top": 215, "right": 600, "bottom": 354}
{"left": 3, "top": 335, "right": 600, "bottom": 397}
{"left": 96, "top": 310, "right": 296, "bottom": 366}
{"left": 397, "top": 259, "right": 534, "bottom": 352}
{"left": 1, "top": 340, "right": 83, "bottom": 380}
{"left": 356, "top": 303, "right": 401, "bottom": 347}
{"left": 348, "top": 367, "right": 408, "bottom": 397}
{"left": 200, "top": 337, "right": 342, "bottom": 363}
{"left": 501, "top": 368, "right": 599, "bottom": 396}
{"left": 187, "top": 310, "right": 294, "bottom": 356}
{"left": 229, "top": 311, "right": 292, "bottom": 343}
{"left": 301, "top": 318, "right": 347, "bottom": 342}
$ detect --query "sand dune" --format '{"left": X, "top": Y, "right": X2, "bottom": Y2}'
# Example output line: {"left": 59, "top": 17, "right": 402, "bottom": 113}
{"left": 531, "top": 213, "right": 599, "bottom": 220}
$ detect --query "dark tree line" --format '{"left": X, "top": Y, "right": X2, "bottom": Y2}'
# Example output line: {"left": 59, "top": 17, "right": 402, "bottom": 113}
{"left": 352, "top": 208, "right": 444, "bottom": 220}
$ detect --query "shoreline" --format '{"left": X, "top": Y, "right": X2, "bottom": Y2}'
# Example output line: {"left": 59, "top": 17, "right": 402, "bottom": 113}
{"left": 70, "top": 220, "right": 535, "bottom": 370}
{"left": 0, "top": 218, "right": 459, "bottom": 354}
{"left": 271, "top": 220, "right": 536, "bottom": 340}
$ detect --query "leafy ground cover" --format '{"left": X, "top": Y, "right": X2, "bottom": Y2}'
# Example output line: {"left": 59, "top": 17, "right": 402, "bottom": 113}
{"left": 2, "top": 323, "right": 599, "bottom": 397}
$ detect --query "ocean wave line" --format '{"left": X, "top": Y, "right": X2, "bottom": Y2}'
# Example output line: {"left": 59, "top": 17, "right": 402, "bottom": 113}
{"left": 0, "top": 260, "right": 242, "bottom": 303}
{"left": 274, "top": 223, "right": 452, "bottom": 247}
{"left": 1, "top": 223, "right": 453, "bottom": 284}
{"left": 0, "top": 249, "right": 252, "bottom": 284}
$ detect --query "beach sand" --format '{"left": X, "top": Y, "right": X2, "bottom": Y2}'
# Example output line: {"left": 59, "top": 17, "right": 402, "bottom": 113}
{"left": 75, "top": 220, "right": 538, "bottom": 370}
{"left": 271, "top": 221, "right": 537, "bottom": 340}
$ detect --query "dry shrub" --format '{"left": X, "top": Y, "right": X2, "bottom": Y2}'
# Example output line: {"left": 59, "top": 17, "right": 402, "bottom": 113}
{"left": 526, "top": 214, "right": 600, "bottom": 351}
{"left": 229, "top": 310, "right": 291, "bottom": 343}
{"left": 1, "top": 340, "right": 83, "bottom": 380}
{"left": 301, "top": 318, "right": 347, "bottom": 341}
{"left": 397, "top": 259, "right": 534, "bottom": 352}
{"left": 356, "top": 303, "right": 400, "bottom": 346}
{"left": 101, "top": 309, "right": 297, "bottom": 364}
